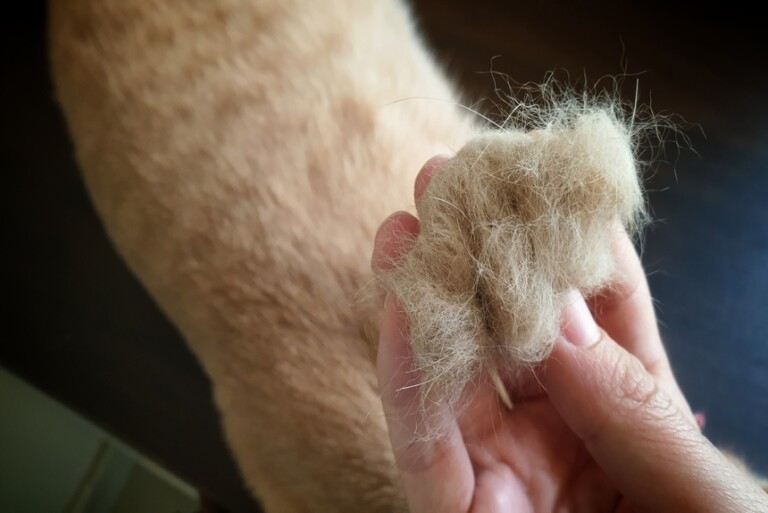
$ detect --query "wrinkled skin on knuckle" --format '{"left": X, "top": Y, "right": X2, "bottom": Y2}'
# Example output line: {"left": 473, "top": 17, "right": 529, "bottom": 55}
{"left": 609, "top": 351, "right": 662, "bottom": 417}
{"left": 605, "top": 345, "right": 707, "bottom": 453}
{"left": 593, "top": 340, "right": 681, "bottom": 436}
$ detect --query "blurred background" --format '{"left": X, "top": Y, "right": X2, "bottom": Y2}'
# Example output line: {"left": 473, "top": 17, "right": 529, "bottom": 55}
{"left": 2, "top": 1, "right": 766, "bottom": 512}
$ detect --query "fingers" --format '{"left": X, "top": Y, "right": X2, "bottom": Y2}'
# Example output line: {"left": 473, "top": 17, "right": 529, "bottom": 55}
{"left": 414, "top": 155, "right": 449, "bottom": 201}
{"left": 588, "top": 230, "right": 695, "bottom": 422}
{"left": 543, "top": 297, "right": 768, "bottom": 512}
{"left": 373, "top": 206, "right": 474, "bottom": 513}
{"left": 372, "top": 211, "right": 420, "bottom": 271}
{"left": 377, "top": 297, "right": 474, "bottom": 513}
{"left": 587, "top": 230, "right": 669, "bottom": 377}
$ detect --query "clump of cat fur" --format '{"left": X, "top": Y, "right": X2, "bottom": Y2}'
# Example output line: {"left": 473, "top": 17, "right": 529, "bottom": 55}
{"left": 377, "top": 93, "right": 648, "bottom": 413}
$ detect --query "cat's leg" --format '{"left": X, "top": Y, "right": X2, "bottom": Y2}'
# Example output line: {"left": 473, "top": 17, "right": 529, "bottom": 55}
{"left": 49, "top": 0, "right": 474, "bottom": 511}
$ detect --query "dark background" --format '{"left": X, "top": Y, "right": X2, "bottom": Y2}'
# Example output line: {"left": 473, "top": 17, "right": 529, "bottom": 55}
{"left": 2, "top": 2, "right": 766, "bottom": 512}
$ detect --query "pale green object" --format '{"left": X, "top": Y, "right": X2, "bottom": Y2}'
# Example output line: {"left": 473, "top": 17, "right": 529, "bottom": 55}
{"left": 0, "top": 366, "right": 198, "bottom": 513}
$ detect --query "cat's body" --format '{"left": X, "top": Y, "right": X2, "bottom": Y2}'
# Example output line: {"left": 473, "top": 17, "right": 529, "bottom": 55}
{"left": 50, "top": 0, "right": 473, "bottom": 511}
{"left": 48, "top": 0, "right": 768, "bottom": 511}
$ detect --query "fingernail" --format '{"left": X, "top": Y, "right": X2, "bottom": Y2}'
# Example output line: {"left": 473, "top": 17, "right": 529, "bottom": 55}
{"left": 561, "top": 291, "right": 600, "bottom": 346}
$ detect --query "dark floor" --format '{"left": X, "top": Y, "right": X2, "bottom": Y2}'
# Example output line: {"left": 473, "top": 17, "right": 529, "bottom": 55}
{"left": 2, "top": 2, "right": 767, "bottom": 512}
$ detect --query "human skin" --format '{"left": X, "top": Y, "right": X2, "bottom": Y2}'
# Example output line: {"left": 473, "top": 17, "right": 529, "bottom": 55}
{"left": 372, "top": 156, "right": 768, "bottom": 513}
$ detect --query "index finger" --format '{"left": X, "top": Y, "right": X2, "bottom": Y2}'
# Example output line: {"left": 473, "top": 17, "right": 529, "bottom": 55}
{"left": 587, "top": 228, "right": 695, "bottom": 422}
{"left": 587, "top": 228, "right": 669, "bottom": 376}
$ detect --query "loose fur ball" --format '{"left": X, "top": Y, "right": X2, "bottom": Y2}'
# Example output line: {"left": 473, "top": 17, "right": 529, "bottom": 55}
{"left": 378, "top": 107, "right": 646, "bottom": 410}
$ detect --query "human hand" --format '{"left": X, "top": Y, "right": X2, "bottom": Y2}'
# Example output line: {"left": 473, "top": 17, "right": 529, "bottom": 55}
{"left": 372, "top": 156, "right": 768, "bottom": 513}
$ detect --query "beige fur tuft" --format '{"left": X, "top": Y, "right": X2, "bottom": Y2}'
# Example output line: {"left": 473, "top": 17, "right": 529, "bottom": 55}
{"left": 377, "top": 105, "right": 646, "bottom": 412}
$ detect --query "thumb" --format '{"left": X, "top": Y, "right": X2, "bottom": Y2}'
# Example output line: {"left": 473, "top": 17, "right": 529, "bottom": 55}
{"left": 540, "top": 294, "right": 768, "bottom": 512}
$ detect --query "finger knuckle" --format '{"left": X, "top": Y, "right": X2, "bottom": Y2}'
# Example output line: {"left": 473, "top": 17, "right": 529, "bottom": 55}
{"left": 608, "top": 351, "right": 675, "bottom": 423}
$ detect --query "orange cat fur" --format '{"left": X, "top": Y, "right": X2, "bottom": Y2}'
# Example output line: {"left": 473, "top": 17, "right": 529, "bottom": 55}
{"left": 49, "top": 0, "right": 767, "bottom": 511}
{"left": 49, "top": 0, "right": 473, "bottom": 511}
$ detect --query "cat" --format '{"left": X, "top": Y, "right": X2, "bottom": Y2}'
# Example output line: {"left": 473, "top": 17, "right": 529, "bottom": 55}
{"left": 50, "top": 0, "right": 473, "bottom": 511}
{"left": 48, "top": 0, "right": 766, "bottom": 511}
